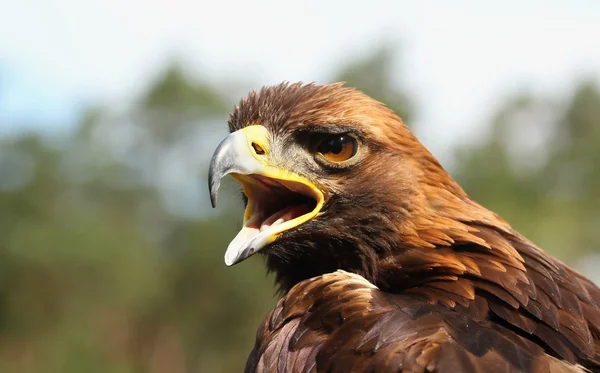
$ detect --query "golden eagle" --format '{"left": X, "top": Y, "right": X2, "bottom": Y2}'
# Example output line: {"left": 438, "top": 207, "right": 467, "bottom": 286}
{"left": 208, "top": 82, "right": 600, "bottom": 373}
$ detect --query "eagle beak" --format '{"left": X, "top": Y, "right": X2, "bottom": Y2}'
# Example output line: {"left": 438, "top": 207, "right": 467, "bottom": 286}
{"left": 209, "top": 125, "right": 324, "bottom": 266}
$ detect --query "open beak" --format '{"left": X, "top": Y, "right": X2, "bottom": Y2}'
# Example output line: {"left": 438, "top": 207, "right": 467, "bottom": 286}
{"left": 209, "top": 125, "right": 324, "bottom": 266}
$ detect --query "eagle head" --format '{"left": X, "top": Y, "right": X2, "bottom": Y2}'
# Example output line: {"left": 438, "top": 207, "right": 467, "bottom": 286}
{"left": 209, "top": 82, "right": 475, "bottom": 291}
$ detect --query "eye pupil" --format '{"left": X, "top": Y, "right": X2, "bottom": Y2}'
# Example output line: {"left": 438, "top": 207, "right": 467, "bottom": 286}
{"left": 327, "top": 137, "right": 346, "bottom": 154}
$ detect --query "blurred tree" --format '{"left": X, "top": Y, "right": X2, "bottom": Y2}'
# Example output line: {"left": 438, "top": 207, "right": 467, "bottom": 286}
{"left": 453, "top": 80, "right": 600, "bottom": 262}
{"left": 333, "top": 45, "right": 414, "bottom": 125}
{"left": 0, "top": 63, "right": 274, "bottom": 373}
{"left": 143, "top": 62, "right": 229, "bottom": 116}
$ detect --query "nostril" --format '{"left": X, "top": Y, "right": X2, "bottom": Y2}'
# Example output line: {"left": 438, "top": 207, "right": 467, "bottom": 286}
{"left": 252, "top": 142, "right": 265, "bottom": 155}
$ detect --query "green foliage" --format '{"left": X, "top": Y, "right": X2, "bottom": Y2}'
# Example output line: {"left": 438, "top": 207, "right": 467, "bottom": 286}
{"left": 143, "top": 63, "right": 229, "bottom": 115}
{"left": 333, "top": 45, "right": 414, "bottom": 124}
{"left": 0, "top": 50, "right": 598, "bottom": 372}
{"left": 0, "top": 63, "right": 274, "bottom": 373}
{"left": 453, "top": 81, "right": 600, "bottom": 261}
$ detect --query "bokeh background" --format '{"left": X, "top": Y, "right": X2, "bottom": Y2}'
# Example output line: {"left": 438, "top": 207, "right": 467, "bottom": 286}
{"left": 1, "top": 1, "right": 600, "bottom": 372}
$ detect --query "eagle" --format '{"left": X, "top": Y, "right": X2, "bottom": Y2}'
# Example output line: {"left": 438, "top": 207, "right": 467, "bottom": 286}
{"left": 208, "top": 82, "right": 600, "bottom": 373}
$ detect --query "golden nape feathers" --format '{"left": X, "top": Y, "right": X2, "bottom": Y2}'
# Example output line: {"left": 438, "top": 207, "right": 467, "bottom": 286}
{"left": 208, "top": 82, "right": 600, "bottom": 373}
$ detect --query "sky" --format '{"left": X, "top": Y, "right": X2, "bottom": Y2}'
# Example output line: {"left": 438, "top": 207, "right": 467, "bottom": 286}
{"left": 1, "top": 0, "right": 600, "bottom": 157}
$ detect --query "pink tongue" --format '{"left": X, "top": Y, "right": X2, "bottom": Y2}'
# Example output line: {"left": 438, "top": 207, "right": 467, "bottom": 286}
{"left": 259, "top": 205, "right": 310, "bottom": 232}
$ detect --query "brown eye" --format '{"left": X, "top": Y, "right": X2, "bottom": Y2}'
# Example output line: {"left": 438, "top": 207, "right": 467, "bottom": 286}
{"left": 317, "top": 134, "right": 358, "bottom": 163}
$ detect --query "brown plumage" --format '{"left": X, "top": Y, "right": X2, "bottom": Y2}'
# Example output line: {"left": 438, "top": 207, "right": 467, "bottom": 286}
{"left": 211, "top": 82, "right": 600, "bottom": 372}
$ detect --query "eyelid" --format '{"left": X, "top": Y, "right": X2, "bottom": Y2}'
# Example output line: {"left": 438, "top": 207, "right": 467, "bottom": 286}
{"left": 315, "top": 132, "right": 357, "bottom": 150}
{"left": 296, "top": 125, "right": 364, "bottom": 137}
{"left": 297, "top": 129, "right": 361, "bottom": 149}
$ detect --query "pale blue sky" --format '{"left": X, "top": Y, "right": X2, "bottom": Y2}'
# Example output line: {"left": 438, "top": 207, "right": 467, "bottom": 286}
{"left": 1, "top": 0, "right": 600, "bottom": 157}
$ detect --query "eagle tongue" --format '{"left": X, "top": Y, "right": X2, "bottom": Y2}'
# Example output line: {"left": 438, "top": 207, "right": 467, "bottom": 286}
{"left": 260, "top": 206, "right": 295, "bottom": 232}
{"left": 260, "top": 204, "right": 312, "bottom": 232}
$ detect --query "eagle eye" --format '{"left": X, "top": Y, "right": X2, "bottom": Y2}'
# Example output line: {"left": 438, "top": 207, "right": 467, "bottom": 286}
{"left": 316, "top": 134, "right": 358, "bottom": 163}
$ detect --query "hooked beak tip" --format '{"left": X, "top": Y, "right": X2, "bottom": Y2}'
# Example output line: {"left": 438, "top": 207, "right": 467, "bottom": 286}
{"left": 209, "top": 179, "right": 219, "bottom": 208}
{"left": 207, "top": 126, "right": 266, "bottom": 211}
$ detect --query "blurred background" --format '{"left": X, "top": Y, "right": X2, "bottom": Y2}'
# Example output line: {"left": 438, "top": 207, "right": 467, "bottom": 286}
{"left": 1, "top": 0, "right": 600, "bottom": 372}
